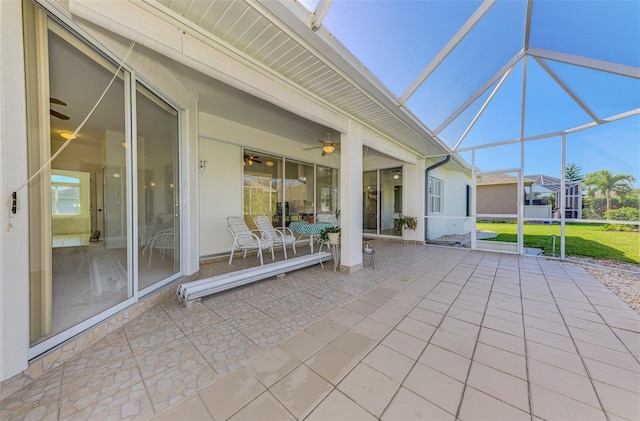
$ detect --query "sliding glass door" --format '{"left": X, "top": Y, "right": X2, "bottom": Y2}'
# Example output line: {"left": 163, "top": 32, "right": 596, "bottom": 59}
{"left": 363, "top": 168, "right": 402, "bottom": 236}
{"left": 25, "top": 11, "right": 181, "bottom": 355}
{"left": 27, "top": 20, "right": 131, "bottom": 347}
{"left": 136, "top": 84, "right": 180, "bottom": 291}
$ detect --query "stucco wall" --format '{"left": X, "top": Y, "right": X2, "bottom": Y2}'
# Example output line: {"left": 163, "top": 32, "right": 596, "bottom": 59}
{"left": 477, "top": 184, "right": 518, "bottom": 215}
{"left": 426, "top": 164, "right": 472, "bottom": 240}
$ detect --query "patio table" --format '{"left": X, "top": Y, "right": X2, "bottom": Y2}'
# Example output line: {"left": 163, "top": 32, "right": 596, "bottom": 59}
{"left": 288, "top": 222, "right": 332, "bottom": 253}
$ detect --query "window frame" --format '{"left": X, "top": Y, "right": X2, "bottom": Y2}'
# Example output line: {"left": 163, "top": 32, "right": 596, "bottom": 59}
{"left": 429, "top": 177, "right": 444, "bottom": 215}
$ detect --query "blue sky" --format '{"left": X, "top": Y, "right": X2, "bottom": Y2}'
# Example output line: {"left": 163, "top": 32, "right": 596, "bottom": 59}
{"left": 300, "top": 0, "right": 640, "bottom": 186}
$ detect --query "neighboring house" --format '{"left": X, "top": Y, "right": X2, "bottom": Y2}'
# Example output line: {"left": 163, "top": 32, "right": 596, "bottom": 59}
{"left": 476, "top": 173, "right": 535, "bottom": 217}
{"left": 0, "top": 0, "right": 471, "bottom": 382}
{"left": 476, "top": 173, "right": 582, "bottom": 219}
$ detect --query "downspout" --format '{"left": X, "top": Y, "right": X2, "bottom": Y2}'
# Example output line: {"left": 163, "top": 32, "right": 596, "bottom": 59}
{"left": 425, "top": 155, "right": 451, "bottom": 241}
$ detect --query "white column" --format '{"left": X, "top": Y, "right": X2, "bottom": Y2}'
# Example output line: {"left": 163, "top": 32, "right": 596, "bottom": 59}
{"left": 339, "top": 121, "right": 363, "bottom": 272}
{"left": 0, "top": 0, "right": 30, "bottom": 381}
{"left": 404, "top": 159, "right": 425, "bottom": 243}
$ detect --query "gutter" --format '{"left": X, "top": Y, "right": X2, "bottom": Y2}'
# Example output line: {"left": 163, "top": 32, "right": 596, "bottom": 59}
{"left": 425, "top": 155, "right": 451, "bottom": 241}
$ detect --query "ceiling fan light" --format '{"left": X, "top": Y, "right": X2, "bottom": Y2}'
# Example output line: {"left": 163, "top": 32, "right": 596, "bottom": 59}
{"left": 265, "top": 160, "right": 275, "bottom": 167}
{"left": 322, "top": 145, "right": 335, "bottom": 154}
{"left": 60, "top": 131, "right": 76, "bottom": 140}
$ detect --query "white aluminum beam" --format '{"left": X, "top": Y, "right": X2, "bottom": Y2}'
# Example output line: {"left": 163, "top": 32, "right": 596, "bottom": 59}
{"left": 528, "top": 48, "right": 640, "bottom": 79}
{"left": 399, "top": 0, "right": 496, "bottom": 105}
{"left": 534, "top": 56, "right": 601, "bottom": 123}
{"left": 452, "top": 66, "right": 515, "bottom": 151}
{"left": 311, "top": 0, "right": 333, "bottom": 31}
{"left": 435, "top": 50, "right": 525, "bottom": 135}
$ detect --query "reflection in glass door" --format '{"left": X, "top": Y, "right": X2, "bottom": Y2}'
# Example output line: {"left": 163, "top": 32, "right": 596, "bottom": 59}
{"left": 136, "top": 84, "right": 180, "bottom": 291}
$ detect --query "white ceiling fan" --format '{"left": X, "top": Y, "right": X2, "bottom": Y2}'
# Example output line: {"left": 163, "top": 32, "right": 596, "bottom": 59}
{"left": 304, "top": 132, "right": 340, "bottom": 156}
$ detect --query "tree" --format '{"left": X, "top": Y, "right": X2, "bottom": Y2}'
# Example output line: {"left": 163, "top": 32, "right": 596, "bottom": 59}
{"left": 565, "top": 162, "right": 584, "bottom": 182}
{"left": 583, "top": 170, "right": 635, "bottom": 211}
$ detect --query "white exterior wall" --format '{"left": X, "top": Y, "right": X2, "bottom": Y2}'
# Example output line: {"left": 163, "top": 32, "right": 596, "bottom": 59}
{"left": 1, "top": 0, "right": 31, "bottom": 381}
{"left": 426, "top": 164, "right": 472, "bottom": 240}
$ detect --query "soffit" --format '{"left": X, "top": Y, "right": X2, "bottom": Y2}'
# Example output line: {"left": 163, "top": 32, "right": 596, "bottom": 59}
{"left": 151, "top": 0, "right": 448, "bottom": 157}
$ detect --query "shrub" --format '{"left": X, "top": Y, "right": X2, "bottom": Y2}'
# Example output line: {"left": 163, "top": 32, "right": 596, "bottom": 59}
{"left": 603, "top": 207, "right": 639, "bottom": 231}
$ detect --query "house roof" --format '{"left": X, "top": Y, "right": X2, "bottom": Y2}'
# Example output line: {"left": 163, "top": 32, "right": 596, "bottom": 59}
{"left": 477, "top": 173, "right": 535, "bottom": 186}
{"left": 524, "top": 174, "right": 581, "bottom": 193}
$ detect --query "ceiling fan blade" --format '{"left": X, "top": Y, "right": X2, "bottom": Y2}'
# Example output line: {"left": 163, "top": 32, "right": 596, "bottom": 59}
{"left": 50, "top": 97, "right": 67, "bottom": 106}
{"left": 50, "top": 109, "right": 70, "bottom": 120}
{"left": 304, "top": 146, "right": 321, "bottom": 150}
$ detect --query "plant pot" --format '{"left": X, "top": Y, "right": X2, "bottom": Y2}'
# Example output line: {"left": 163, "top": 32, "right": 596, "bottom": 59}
{"left": 327, "top": 232, "right": 340, "bottom": 245}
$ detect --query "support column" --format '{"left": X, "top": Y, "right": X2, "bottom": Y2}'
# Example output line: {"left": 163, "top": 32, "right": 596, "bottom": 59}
{"left": 405, "top": 159, "right": 425, "bottom": 244}
{"left": 339, "top": 121, "right": 363, "bottom": 273}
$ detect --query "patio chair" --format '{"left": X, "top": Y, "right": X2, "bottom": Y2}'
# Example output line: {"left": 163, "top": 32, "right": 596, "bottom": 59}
{"left": 254, "top": 215, "right": 297, "bottom": 259}
{"left": 225, "top": 216, "right": 275, "bottom": 266}
{"left": 147, "top": 229, "right": 175, "bottom": 269}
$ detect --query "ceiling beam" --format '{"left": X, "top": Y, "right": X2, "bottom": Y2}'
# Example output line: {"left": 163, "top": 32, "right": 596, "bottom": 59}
{"left": 398, "top": 0, "right": 496, "bottom": 105}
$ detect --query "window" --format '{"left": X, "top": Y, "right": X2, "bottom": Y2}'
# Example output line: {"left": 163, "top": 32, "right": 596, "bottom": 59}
{"left": 429, "top": 177, "right": 443, "bottom": 214}
{"left": 51, "top": 172, "right": 83, "bottom": 215}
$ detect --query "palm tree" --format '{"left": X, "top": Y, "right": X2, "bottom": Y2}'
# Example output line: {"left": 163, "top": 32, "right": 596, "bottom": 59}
{"left": 583, "top": 170, "right": 635, "bottom": 211}
{"left": 565, "top": 162, "right": 584, "bottom": 182}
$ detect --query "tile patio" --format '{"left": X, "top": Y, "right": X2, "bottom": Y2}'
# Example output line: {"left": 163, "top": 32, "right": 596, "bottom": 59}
{"left": 1, "top": 240, "right": 639, "bottom": 420}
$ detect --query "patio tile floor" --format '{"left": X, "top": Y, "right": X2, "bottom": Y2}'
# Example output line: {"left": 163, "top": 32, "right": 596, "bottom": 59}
{"left": 2, "top": 240, "right": 639, "bottom": 420}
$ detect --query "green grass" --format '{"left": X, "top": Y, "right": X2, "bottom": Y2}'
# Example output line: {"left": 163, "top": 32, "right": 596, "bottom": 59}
{"left": 476, "top": 222, "right": 640, "bottom": 264}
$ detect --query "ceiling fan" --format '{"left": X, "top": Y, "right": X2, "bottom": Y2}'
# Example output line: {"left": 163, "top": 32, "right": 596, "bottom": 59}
{"left": 50, "top": 97, "right": 70, "bottom": 120}
{"left": 305, "top": 132, "right": 340, "bottom": 156}
{"left": 243, "top": 154, "right": 262, "bottom": 166}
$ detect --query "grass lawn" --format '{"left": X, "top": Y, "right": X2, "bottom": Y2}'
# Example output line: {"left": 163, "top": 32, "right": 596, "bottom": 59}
{"left": 476, "top": 222, "right": 640, "bottom": 264}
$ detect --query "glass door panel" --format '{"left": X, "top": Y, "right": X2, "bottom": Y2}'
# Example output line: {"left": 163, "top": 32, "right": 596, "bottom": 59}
{"left": 243, "top": 151, "right": 280, "bottom": 229}
{"left": 283, "top": 159, "right": 314, "bottom": 226}
{"left": 475, "top": 170, "right": 522, "bottom": 253}
{"left": 28, "top": 23, "right": 130, "bottom": 346}
{"left": 136, "top": 84, "right": 180, "bottom": 290}
{"left": 363, "top": 170, "right": 378, "bottom": 234}
{"left": 380, "top": 167, "right": 402, "bottom": 236}
{"left": 316, "top": 165, "right": 339, "bottom": 223}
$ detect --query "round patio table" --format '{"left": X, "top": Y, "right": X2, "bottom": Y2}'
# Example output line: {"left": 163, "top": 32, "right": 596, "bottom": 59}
{"left": 288, "top": 222, "right": 332, "bottom": 253}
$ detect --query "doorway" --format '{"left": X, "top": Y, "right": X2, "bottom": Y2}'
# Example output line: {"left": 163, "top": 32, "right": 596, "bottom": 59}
{"left": 474, "top": 169, "right": 522, "bottom": 253}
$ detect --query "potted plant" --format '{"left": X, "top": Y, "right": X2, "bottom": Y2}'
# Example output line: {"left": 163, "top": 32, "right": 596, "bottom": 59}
{"left": 319, "top": 225, "right": 341, "bottom": 244}
{"left": 399, "top": 215, "right": 418, "bottom": 230}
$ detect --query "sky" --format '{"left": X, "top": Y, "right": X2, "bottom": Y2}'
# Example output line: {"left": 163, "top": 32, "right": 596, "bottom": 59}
{"left": 300, "top": 0, "right": 640, "bottom": 186}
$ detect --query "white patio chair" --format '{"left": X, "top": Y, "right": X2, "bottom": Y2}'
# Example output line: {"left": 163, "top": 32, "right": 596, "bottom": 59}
{"left": 147, "top": 229, "right": 175, "bottom": 269}
{"left": 254, "top": 215, "right": 297, "bottom": 259}
{"left": 226, "top": 216, "right": 275, "bottom": 266}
